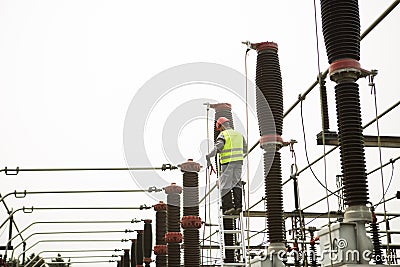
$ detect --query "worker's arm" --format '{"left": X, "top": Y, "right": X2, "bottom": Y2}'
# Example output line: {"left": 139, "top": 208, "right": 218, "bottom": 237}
{"left": 207, "top": 135, "right": 225, "bottom": 158}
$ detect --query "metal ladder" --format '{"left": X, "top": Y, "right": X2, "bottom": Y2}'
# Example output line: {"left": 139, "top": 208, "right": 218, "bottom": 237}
{"left": 217, "top": 184, "right": 248, "bottom": 266}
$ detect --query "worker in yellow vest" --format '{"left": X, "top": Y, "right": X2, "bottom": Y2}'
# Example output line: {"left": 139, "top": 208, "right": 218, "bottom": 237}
{"left": 206, "top": 117, "right": 247, "bottom": 215}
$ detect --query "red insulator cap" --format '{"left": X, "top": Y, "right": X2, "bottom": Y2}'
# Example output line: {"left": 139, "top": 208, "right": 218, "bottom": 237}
{"left": 329, "top": 58, "right": 361, "bottom": 73}
{"left": 143, "top": 258, "right": 152, "bottom": 264}
{"left": 329, "top": 58, "right": 370, "bottom": 82}
{"left": 164, "top": 183, "right": 183, "bottom": 194}
{"left": 260, "top": 134, "right": 284, "bottom": 149}
{"left": 136, "top": 265, "right": 144, "bottom": 267}
{"left": 137, "top": 230, "right": 144, "bottom": 234}
{"left": 154, "top": 244, "right": 168, "bottom": 255}
{"left": 144, "top": 219, "right": 152, "bottom": 224}
{"left": 154, "top": 201, "right": 167, "bottom": 211}
{"left": 164, "top": 232, "right": 183, "bottom": 243}
{"left": 181, "top": 216, "right": 202, "bottom": 229}
{"left": 210, "top": 103, "right": 232, "bottom": 111}
{"left": 179, "top": 159, "right": 201, "bottom": 173}
{"left": 254, "top": 42, "right": 278, "bottom": 53}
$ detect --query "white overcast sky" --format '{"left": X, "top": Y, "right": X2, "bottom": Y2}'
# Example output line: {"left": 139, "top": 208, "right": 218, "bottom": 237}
{"left": 1, "top": 1, "right": 399, "bottom": 266}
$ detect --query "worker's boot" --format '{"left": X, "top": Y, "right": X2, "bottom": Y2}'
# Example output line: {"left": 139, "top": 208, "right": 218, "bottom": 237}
{"left": 233, "top": 187, "right": 242, "bottom": 215}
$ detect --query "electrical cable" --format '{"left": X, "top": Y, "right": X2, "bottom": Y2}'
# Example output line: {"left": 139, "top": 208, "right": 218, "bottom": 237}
{"left": 300, "top": 99, "right": 343, "bottom": 200}
{"left": 370, "top": 75, "right": 391, "bottom": 262}
{"left": 376, "top": 161, "right": 396, "bottom": 208}
{"left": 0, "top": 165, "right": 177, "bottom": 174}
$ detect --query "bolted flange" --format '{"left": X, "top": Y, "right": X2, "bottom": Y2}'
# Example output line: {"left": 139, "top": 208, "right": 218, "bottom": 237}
{"left": 164, "top": 183, "right": 183, "bottom": 194}
{"left": 181, "top": 216, "right": 202, "bottom": 229}
{"left": 164, "top": 232, "right": 183, "bottom": 243}
{"left": 154, "top": 245, "right": 168, "bottom": 255}
{"left": 153, "top": 201, "right": 167, "bottom": 211}
{"left": 179, "top": 159, "right": 201, "bottom": 173}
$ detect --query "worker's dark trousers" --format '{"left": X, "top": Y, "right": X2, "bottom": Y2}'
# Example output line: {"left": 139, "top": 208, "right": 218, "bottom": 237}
{"left": 222, "top": 187, "right": 242, "bottom": 210}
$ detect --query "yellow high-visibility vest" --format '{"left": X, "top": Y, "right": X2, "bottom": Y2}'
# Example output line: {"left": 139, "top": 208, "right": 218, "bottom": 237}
{"left": 219, "top": 129, "right": 244, "bottom": 164}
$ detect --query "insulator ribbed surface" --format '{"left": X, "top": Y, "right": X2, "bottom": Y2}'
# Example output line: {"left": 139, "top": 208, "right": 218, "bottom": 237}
{"left": 256, "top": 49, "right": 283, "bottom": 135}
{"left": 264, "top": 151, "right": 285, "bottom": 243}
{"left": 135, "top": 231, "right": 144, "bottom": 265}
{"left": 143, "top": 221, "right": 153, "bottom": 262}
{"left": 167, "top": 193, "right": 181, "bottom": 267}
{"left": 167, "top": 194, "right": 181, "bottom": 232}
{"left": 371, "top": 215, "right": 383, "bottom": 264}
{"left": 335, "top": 82, "right": 369, "bottom": 206}
{"left": 182, "top": 171, "right": 200, "bottom": 266}
{"left": 320, "top": 0, "right": 360, "bottom": 63}
{"left": 156, "top": 255, "right": 167, "bottom": 267}
{"left": 183, "top": 229, "right": 200, "bottom": 266}
{"left": 131, "top": 240, "right": 136, "bottom": 267}
{"left": 156, "top": 211, "right": 167, "bottom": 245}
{"left": 183, "top": 172, "right": 199, "bottom": 216}
{"left": 167, "top": 244, "right": 181, "bottom": 267}
{"left": 320, "top": 80, "right": 330, "bottom": 130}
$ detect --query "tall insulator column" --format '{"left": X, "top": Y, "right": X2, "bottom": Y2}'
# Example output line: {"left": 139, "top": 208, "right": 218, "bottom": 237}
{"left": 254, "top": 42, "right": 285, "bottom": 251}
{"left": 143, "top": 220, "right": 153, "bottom": 266}
{"left": 165, "top": 183, "right": 183, "bottom": 267}
{"left": 154, "top": 201, "right": 167, "bottom": 267}
{"left": 135, "top": 230, "right": 144, "bottom": 267}
{"left": 180, "top": 159, "right": 202, "bottom": 267}
{"left": 123, "top": 249, "right": 130, "bottom": 267}
{"left": 210, "top": 103, "right": 235, "bottom": 263}
{"left": 130, "top": 239, "right": 137, "bottom": 267}
{"left": 320, "top": 0, "right": 371, "bottom": 221}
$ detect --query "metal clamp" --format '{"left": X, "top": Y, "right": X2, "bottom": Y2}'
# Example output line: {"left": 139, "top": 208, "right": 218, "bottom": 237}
{"left": 14, "top": 190, "right": 27, "bottom": 198}
{"left": 22, "top": 206, "right": 34, "bottom": 213}
{"left": 4, "top": 167, "right": 20, "bottom": 175}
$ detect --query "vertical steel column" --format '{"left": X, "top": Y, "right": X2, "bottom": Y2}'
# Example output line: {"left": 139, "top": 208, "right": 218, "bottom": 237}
{"left": 154, "top": 201, "right": 167, "bottom": 267}
{"left": 165, "top": 183, "right": 182, "bottom": 267}
{"left": 180, "top": 159, "right": 202, "bottom": 267}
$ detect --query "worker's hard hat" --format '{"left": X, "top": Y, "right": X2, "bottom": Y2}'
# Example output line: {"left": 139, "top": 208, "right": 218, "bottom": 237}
{"left": 216, "top": 117, "right": 230, "bottom": 131}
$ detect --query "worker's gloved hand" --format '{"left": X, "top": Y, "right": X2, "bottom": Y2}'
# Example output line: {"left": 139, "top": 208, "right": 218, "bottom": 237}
{"left": 205, "top": 154, "right": 212, "bottom": 168}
